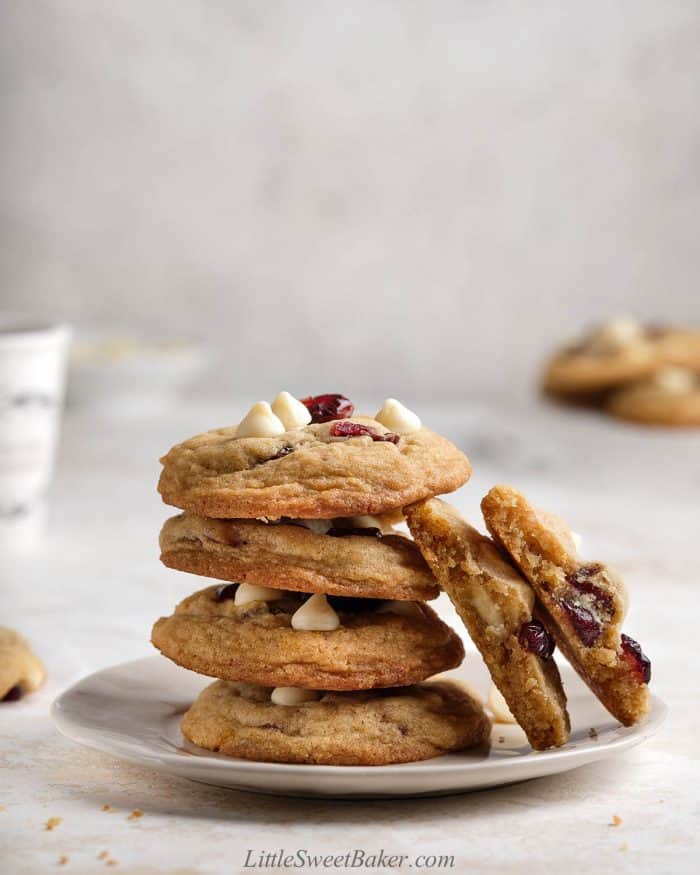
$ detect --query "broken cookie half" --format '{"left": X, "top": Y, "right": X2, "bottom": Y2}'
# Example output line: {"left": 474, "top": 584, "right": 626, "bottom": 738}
{"left": 404, "top": 498, "right": 570, "bottom": 750}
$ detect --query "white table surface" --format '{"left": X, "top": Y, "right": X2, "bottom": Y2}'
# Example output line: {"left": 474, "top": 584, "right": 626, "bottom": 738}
{"left": 1, "top": 397, "right": 698, "bottom": 874}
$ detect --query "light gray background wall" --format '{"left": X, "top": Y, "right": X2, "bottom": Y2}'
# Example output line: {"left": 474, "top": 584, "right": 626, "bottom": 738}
{"left": 1, "top": 1, "right": 698, "bottom": 399}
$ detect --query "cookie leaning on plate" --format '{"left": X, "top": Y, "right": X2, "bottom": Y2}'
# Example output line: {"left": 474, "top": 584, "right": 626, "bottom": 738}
{"left": 158, "top": 414, "right": 470, "bottom": 519}
{"left": 160, "top": 512, "right": 439, "bottom": 601}
{"left": 405, "top": 499, "right": 570, "bottom": 750}
{"left": 182, "top": 679, "right": 490, "bottom": 765}
{"left": 481, "top": 485, "right": 651, "bottom": 726}
{"left": 151, "top": 585, "right": 464, "bottom": 690}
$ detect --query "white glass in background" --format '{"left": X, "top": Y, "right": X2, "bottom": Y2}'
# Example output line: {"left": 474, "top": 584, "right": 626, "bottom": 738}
{"left": 0, "top": 316, "right": 71, "bottom": 548}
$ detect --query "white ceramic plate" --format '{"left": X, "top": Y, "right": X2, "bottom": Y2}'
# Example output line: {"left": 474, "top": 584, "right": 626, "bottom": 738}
{"left": 52, "top": 654, "right": 665, "bottom": 799}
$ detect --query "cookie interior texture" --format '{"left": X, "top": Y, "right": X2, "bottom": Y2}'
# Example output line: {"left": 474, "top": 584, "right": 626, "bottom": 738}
{"left": 481, "top": 485, "right": 649, "bottom": 726}
{"left": 158, "top": 418, "right": 471, "bottom": 519}
{"left": 405, "top": 498, "right": 570, "bottom": 750}
{"left": 181, "top": 679, "right": 491, "bottom": 765}
{"left": 151, "top": 585, "right": 465, "bottom": 690}
{"left": 159, "top": 513, "right": 439, "bottom": 601}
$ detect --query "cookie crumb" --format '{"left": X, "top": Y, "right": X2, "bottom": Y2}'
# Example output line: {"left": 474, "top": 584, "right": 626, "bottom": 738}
{"left": 610, "top": 815, "right": 623, "bottom": 827}
{"left": 106, "top": 859, "right": 118, "bottom": 867}
{"left": 102, "top": 804, "right": 112, "bottom": 812}
{"left": 98, "top": 852, "right": 109, "bottom": 860}
{"left": 46, "top": 817, "right": 63, "bottom": 831}
{"left": 588, "top": 727, "right": 598, "bottom": 739}
{"left": 127, "top": 809, "right": 143, "bottom": 821}
{"left": 58, "top": 855, "right": 69, "bottom": 866}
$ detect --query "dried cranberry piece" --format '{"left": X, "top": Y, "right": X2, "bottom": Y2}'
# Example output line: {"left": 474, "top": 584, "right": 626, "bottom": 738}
{"left": 2, "top": 685, "right": 23, "bottom": 702}
{"left": 559, "top": 599, "right": 601, "bottom": 646}
{"left": 567, "top": 563, "right": 603, "bottom": 582}
{"left": 326, "top": 526, "right": 383, "bottom": 539}
{"left": 255, "top": 446, "right": 293, "bottom": 467}
{"left": 518, "top": 620, "right": 555, "bottom": 659}
{"left": 329, "top": 421, "right": 400, "bottom": 443}
{"left": 566, "top": 564, "right": 614, "bottom": 616}
{"left": 214, "top": 583, "right": 239, "bottom": 602}
{"left": 301, "top": 394, "right": 355, "bottom": 423}
{"left": 621, "top": 634, "right": 651, "bottom": 684}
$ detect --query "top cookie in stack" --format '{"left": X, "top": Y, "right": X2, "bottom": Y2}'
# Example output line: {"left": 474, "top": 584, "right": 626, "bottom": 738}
{"left": 158, "top": 392, "right": 471, "bottom": 519}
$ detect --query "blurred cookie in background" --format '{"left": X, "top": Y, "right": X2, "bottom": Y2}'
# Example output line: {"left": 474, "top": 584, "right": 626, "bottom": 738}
{"left": 648, "top": 326, "right": 700, "bottom": 373}
{"left": 0, "top": 627, "right": 46, "bottom": 701}
{"left": 542, "top": 318, "right": 700, "bottom": 426}
{"left": 542, "top": 317, "right": 658, "bottom": 398}
{"left": 607, "top": 367, "right": 700, "bottom": 427}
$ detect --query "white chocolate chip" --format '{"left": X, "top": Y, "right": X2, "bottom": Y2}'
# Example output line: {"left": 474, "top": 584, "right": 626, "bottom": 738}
{"left": 374, "top": 398, "right": 422, "bottom": 434}
{"left": 652, "top": 367, "right": 697, "bottom": 393}
{"left": 296, "top": 519, "right": 333, "bottom": 535}
{"left": 469, "top": 587, "right": 503, "bottom": 628}
{"left": 376, "top": 600, "right": 422, "bottom": 618}
{"left": 587, "top": 317, "right": 642, "bottom": 353}
{"left": 487, "top": 685, "right": 517, "bottom": 724}
{"left": 291, "top": 594, "right": 340, "bottom": 631}
{"left": 271, "top": 391, "right": 312, "bottom": 429}
{"left": 348, "top": 515, "right": 395, "bottom": 534}
{"left": 571, "top": 531, "right": 583, "bottom": 553}
{"left": 234, "top": 582, "right": 286, "bottom": 606}
{"left": 236, "top": 402, "right": 286, "bottom": 438}
{"left": 270, "top": 687, "right": 321, "bottom": 706}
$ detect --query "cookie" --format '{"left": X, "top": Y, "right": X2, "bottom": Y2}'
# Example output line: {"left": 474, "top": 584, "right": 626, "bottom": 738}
{"left": 543, "top": 320, "right": 700, "bottom": 398}
{"left": 158, "top": 417, "right": 471, "bottom": 519}
{"left": 542, "top": 318, "right": 659, "bottom": 396}
{"left": 0, "top": 627, "right": 46, "bottom": 701}
{"left": 481, "top": 485, "right": 650, "bottom": 726}
{"left": 651, "top": 326, "right": 700, "bottom": 372}
{"left": 405, "top": 498, "right": 570, "bottom": 750}
{"left": 607, "top": 367, "right": 700, "bottom": 426}
{"left": 151, "top": 585, "right": 464, "bottom": 690}
{"left": 160, "top": 513, "right": 439, "bottom": 602}
{"left": 181, "top": 678, "right": 490, "bottom": 765}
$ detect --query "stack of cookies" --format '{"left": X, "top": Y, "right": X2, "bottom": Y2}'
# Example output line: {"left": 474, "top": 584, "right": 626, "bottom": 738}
{"left": 542, "top": 317, "right": 700, "bottom": 426}
{"left": 151, "top": 392, "right": 491, "bottom": 765}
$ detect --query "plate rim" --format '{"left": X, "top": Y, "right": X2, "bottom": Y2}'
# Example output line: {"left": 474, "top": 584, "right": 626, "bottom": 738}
{"left": 51, "top": 655, "right": 667, "bottom": 780}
